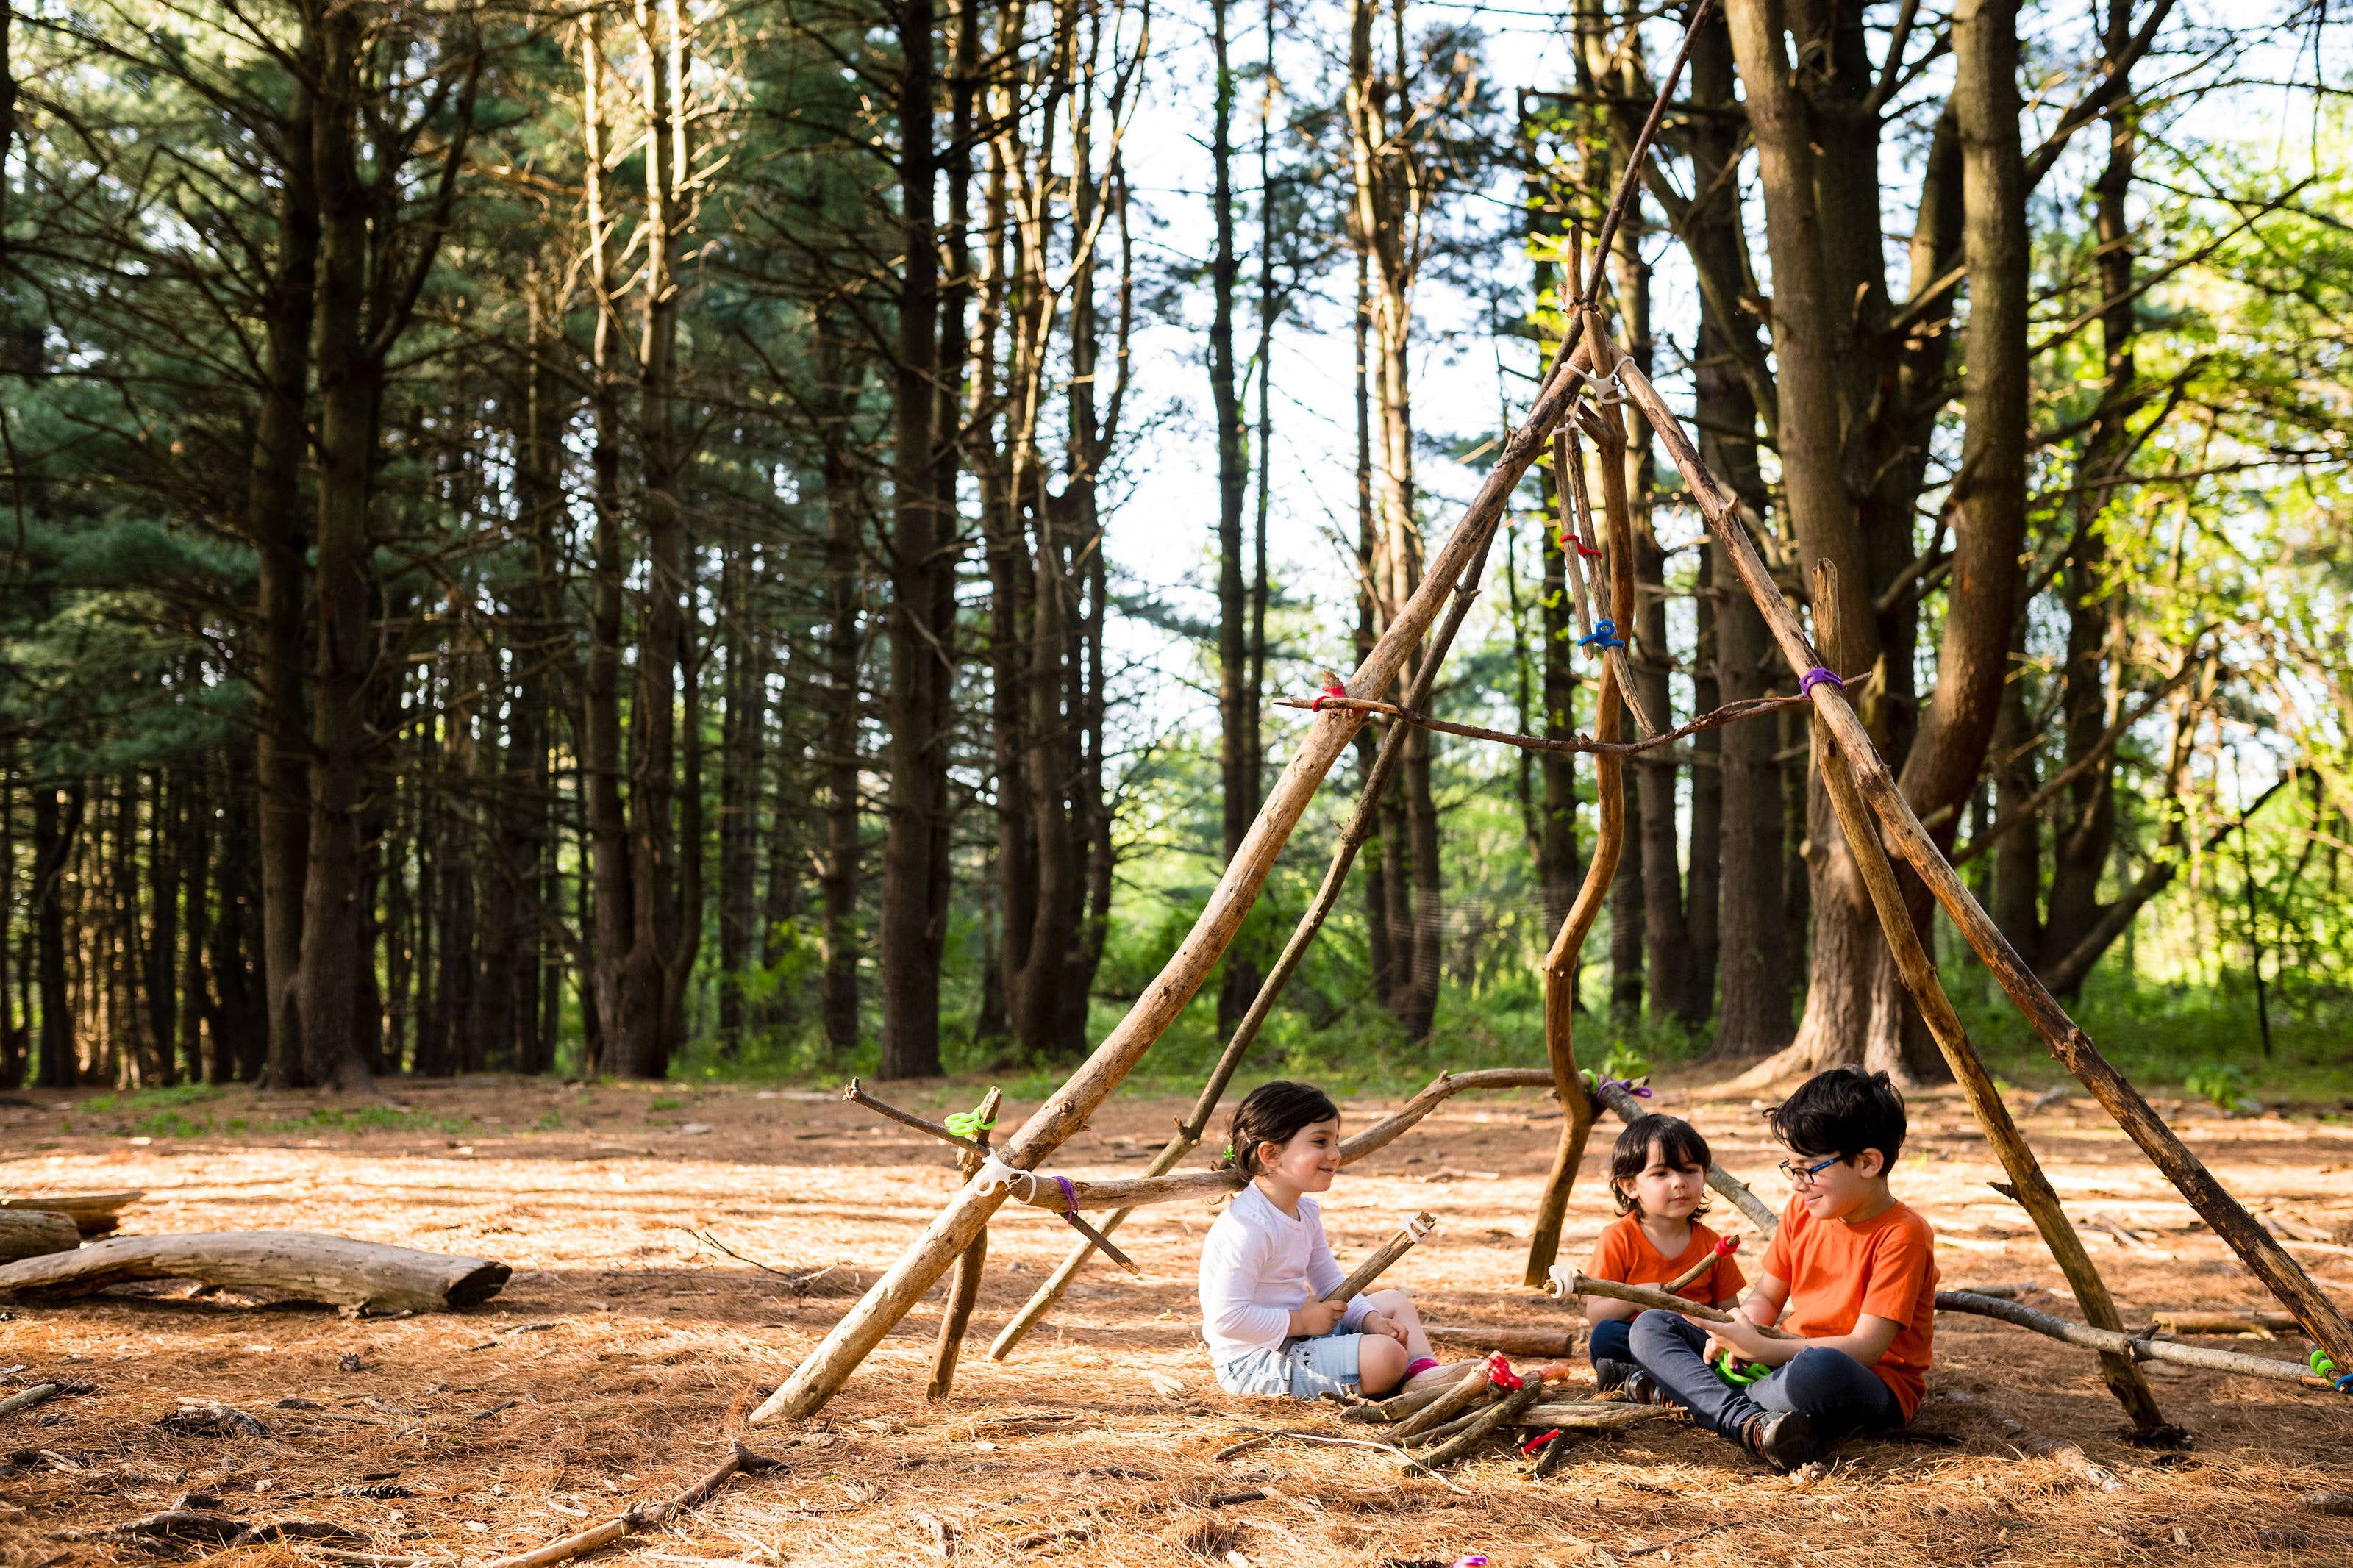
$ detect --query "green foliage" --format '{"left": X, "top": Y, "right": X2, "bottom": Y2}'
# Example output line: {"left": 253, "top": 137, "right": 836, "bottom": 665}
{"left": 2184, "top": 1062, "right": 2260, "bottom": 1114}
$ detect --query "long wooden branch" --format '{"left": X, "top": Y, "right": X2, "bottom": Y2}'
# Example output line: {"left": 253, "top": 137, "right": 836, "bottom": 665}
{"left": 1809, "top": 563, "right": 2171, "bottom": 1434}
{"left": 927, "top": 1086, "right": 1001, "bottom": 1401}
{"left": 988, "top": 500, "right": 1520, "bottom": 1362}
{"left": 1598, "top": 326, "right": 2353, "bottom": 1375}
{"left": 1521, "top": 337, "right": 1640, "bottom": 1288}
{"left": 1273, "top": 682, "right": 1860, "bottom": 759}
{"left": 843, "top": 1079, "right": 988, "bottom": 1156}
{"left": 1561, "top": 1273, "right": 1796, "bottom": 1337}
{"left": 1936, "top": 1291, "right": 2335, "bottom": 1391}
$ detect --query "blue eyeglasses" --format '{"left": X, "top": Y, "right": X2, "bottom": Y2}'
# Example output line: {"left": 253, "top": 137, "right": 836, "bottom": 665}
{"left": 1777, "top": 1154, "right": 1841, "bottom": 1186}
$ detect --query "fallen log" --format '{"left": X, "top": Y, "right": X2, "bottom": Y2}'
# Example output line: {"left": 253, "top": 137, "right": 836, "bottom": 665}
{"left": 1424, "top": 1323, "right": 1579, "bottom": 1358}
{"left": 0, "top": 1231, "right": 509, "bottom": 1315}
{"left": 0, "top": 1209, "right": 80, "bottom": 1264}
{"left": 0, "top": 1189, "right": 143, "bottom": 1237}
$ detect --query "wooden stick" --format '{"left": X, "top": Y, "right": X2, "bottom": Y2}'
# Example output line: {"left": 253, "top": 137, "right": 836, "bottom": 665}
{"left": 928, "top": 1087, "right": 1002, "bottom": 1401}
{"left": 1663, "top": 1237, "right": 1736, "bottom": 1297}
{"left": 1935, "top": 1290, "right": 2335, "bottom": 1390}
{"left": 1271, "top": 686, "right": 1844, "bottom": 756}
{"left": 1524, "top": 360, "right": 1638, "bottom": 1288}
{"left": 1591, "top": 1079, "right": 1781, "bottom": 1236}
{"left": 1561, "top": 1273, "right": 1796, "bottom": 1337}
{"left": 0, "top": 1231, "right": 507, "bottom": 1314}
{"left": 1400, "top": 1403, "right": 1500, "bottom": 1449}
{"left": 989, "top": 506, "right": 1522, "bottom": 1361}
{"left": 0, "top": 1381, "right": 61, "bottom": 1418}
{"left": 479, "top": 1443, "right": 783, "bottom": 1568}
{"left": 1326, "top": 1213, "right": 1438, "bottom": 1303}
{"left": 749, "top": 345, "right": 1596, "bottom": 1423}
{"left": 1807, "top": 561, "right": 2172, "bottom": 1436}
{"left": 1599, "top": 324, "right": 2353, "bottom": 1377}
{"left": 1420, "top": 1376, "right": 1549, "bottom": 1469}
{"left": 843, "top": 1080, "right": 988, "bottom": 1156}
{"left": 2153, "top": 1311, "right": 2301, "bottom": 1336}
{"left": 1392, "top": 1362, "right": 1495, "bottom": 1439}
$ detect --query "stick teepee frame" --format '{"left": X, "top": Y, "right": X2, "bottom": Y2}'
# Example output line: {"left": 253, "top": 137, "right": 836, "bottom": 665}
{"left": 751, "top": 3, "right": 2353, "bottom": 1426}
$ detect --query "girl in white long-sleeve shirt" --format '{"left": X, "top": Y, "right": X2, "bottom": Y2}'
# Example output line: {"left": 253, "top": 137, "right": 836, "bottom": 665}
{"left": 1199, "top": 1081, "right": 1451, "bottom": 1399}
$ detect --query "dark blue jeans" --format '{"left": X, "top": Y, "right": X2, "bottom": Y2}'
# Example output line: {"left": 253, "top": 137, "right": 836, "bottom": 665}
{"left": 1627, "top": 1309, "right": 1902, "bottom": 1448}
{"left": 1588, "top": 1315, "right": 1635, "bottom": 1384}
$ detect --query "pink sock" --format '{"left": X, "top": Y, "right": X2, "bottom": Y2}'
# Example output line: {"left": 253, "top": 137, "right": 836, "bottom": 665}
{"left": 1404, "top": 1356, "right": 1440, "bottom": 1380}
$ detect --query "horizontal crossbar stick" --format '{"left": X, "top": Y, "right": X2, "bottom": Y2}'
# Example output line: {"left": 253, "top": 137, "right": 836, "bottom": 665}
{"left": 1556, "top": 1272, "right": 1798, "bottom": 1338}
{"left": 1935, "top": 1290, "right": 2338, "bottom": 1390}
{"left": 1274, "top": 679, "right": 1868, "bottom": 760}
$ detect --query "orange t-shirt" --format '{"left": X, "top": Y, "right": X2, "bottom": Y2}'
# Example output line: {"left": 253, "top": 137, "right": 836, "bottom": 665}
{"left": 1757, "top": 1195, "right": 1938, "bottom": 1419}
{"left": 1586, "top": 1214, "right": 1746, "bottom": 1304}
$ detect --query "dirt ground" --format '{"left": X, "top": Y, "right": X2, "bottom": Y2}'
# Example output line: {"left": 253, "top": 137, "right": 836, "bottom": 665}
{"left": 4, "top": 1072, "right": 2352, "bottom": 1568}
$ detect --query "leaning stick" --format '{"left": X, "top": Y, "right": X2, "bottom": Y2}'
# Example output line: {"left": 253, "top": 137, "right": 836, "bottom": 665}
{"left": 1591, "top": 1079, "right": 1781, "bottom": 1236}
{"left": 1523, "top": 346, "right": 1637, "bottom": 1289}
{"left": 479, "top": 1443, "right": 783, "bottom": 1568}
{"left": 752, "top": 348, "right": 1598, "bottom": 1425}
{"left": 1559, "top": 1273, "right": 1796, "bottom": 1339}
{"left": 842, "top": 1080, "right": 987, "bottom": 1156}
{"left": 927, "top": 1086, "right": 1002, "bottom": 1401}
{"left": 1326, "top": 1213, "right": 1438, "bottom": 1304}
{"left": 1599, "top": 327, "right": 2353, "bottom": 1376}
{"left": 988, "top": 501, "right": 1525, "bottom": 1363}
{"left": 1806, "top": 562, "right": 2171, "bottom": 1435}
{"left": 1935, "top": 1291, "right": 2336, "bottom": 1391}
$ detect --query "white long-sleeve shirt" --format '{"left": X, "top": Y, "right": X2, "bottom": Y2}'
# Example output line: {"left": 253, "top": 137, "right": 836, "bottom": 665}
{"left": 1198, "top": 1183, "right": 1373, "bottom": 1361}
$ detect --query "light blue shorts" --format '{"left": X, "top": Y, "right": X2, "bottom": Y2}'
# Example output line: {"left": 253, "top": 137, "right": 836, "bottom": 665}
{"left": 1213, "top": 1332, "right": 1366, "bottom": 1400}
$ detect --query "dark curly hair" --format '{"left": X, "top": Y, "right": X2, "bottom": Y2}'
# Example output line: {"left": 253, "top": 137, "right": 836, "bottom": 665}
{"left": 1608, "top": 1113, "right": 1714, "bottom": 1217}
{"left": 1218, "top": 1080, "right": 1340, "bottom": 1175}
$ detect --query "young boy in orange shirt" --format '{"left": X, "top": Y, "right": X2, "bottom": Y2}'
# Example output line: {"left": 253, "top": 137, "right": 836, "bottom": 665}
{"left": 1582, "top": 1114, "right": 1745, "bottom": 1391}
{"left": 1621, "top": 1068, "right": 1937, "bottom": 1471}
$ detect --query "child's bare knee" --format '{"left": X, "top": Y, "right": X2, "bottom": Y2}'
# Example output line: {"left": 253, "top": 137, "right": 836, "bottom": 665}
{"left": 1358, "top": 1333, "right": 1408, "bottom": 1393}
{"left": 1368, "top": 1288, "right": 1418, "bottom": 1319}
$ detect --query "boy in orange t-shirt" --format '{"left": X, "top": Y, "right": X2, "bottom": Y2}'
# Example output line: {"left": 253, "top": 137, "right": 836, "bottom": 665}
{"left": 1622, "top": 1068, "right": 1936, "bottom": 1472}
{"left": 1581, "top": 1114, "right": 1745, "bottom": 1391}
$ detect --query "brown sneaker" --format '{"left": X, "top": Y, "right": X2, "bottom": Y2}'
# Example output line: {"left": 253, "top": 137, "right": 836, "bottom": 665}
{"left": 1620, "top": 1368, "right": 1668, "bottom": 1406}
{"left": 1737, "top": 1408, "right": 1818, "bottom": 1472}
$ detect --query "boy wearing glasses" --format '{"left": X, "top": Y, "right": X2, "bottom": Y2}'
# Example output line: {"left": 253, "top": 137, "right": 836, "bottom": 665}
{"left": 1619, "top": 1067, "right": 1936, "bottom": 1472}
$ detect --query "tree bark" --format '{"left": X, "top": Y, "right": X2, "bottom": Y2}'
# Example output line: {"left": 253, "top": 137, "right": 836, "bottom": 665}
{"left": 251, "top": 52, "right": 318, "bottom": 1089}
{"left": 32, "top": 782, "right": 79, "bottom": 1088}
{"left": 290, "top": 0, "right": 378, "bottom": 1095}
{"left": 818, "top": 334, "right": 867, "bottom": 1056}
{"left": 879, "top": 0, "right": 953, "bottom": 1078}
{"left": 1688, "top": 0, "right": 1785, "bottom": 1058}
{"left": 1211, "top": 0, "right": 1257, "bottom": 1037}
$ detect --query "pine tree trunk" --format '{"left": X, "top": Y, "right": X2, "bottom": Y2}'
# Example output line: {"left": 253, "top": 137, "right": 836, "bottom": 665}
{"left": 580, "top": 14, "right": 631, "bottom": 1075}
{"left": 1686, "top": 0, "right": 1786, "bottom": 1057}
{"left": 1211, "top": 0, "right": 1257, "bottom": 1037}
{"left": 251, "top": 56, "right": 318, "bottom": 1091}
{"left": 146, "top": 770, "right": 179, "bottom": 1084}
{"left": 178, "top": 755, "right": 210, "bottom": 1084}
{"left": 717, "top": 540, "right": 757, "bottom": 1052}
{"left": 818, "top": 337, "right": 866, "bottom": 1056}
{"left": 878, "top": 0, "right": 951, "bottom": 1078}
